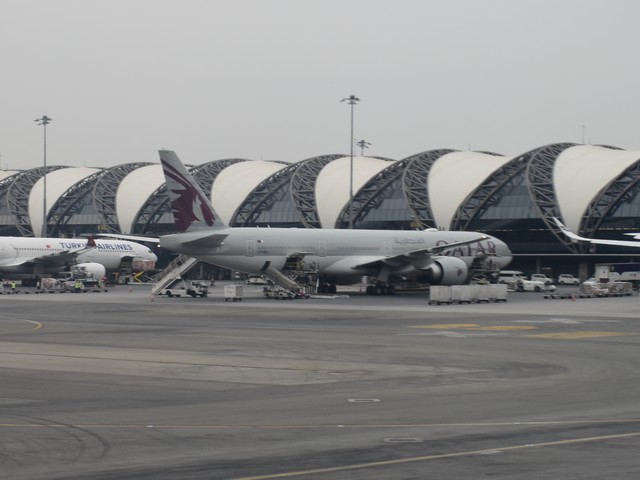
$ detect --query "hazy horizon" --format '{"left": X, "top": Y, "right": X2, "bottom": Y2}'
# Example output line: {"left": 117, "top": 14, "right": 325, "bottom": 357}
{"left": 2, "top": 0, "right": 638, "bottom": 170}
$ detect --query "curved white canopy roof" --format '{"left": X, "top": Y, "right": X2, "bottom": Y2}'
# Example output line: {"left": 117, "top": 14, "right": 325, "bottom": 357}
{"left": 211, "top": 160, "right": 285, "bottom": 224}
{"left": 116, "top": 165, "right": 165, "bottom": 234}
{"left": 429, "top": 151, "right": 512, "bottom": 229}
{"left": 29, "top": 167, "right": 99, "bottom": 237}
{"left": 0, "top": 171, "right": 19, "bottom": 182}
{"left": 315, "top": 156, "right": 391, "bottom": 228}
{"left": 555, "top": 145, "right": 640, "bottom": 232}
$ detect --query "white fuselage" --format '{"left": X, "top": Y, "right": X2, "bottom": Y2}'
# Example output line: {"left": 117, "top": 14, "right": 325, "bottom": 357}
{"left": 0, "top": 237, "right": 158, "bottom": 274}
{"left": 161, "top": 227, "right": 512, "bottom": 284}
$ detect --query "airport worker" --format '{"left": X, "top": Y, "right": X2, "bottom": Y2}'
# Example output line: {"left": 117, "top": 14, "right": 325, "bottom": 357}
{"left": 11, "top": 280, "right": 16, "bottom": 293}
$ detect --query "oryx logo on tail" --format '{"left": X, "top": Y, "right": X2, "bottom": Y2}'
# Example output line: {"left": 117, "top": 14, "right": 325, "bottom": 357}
{"left": 161, "top": 158, "right": 216, "bottom": 232}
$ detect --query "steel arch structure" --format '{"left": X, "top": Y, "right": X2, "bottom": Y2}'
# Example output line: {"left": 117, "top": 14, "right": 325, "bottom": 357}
{"left": 450, "top": 152, "right": 530, "bottom": 230}
{"left": 7, "top": 166, "right": 69, "bottom": 237}
{"left": 333, "top": 157, "right": 400, "bottom": 229}
{"left": 231, "top": 161, "right": 296, "bottom": 227}
{"left": 580, "top": 148, "right": 640, "bottom": 237}
{"left": 47, "top": 169, "right": 107, "bottom": 237}
{"left": 94, "top": 163, "right": 153, "bottom": 234}
{"left": 290, "top": 154, "right": 344, "bottom": 228}
{"left": 525, "top": 143, "right": 579, "bottom": 251}
{"left": 450, "top": 143, "right": 578, "bottom": 251}
{"left": 401, "top": 149, "right": 455, "bottom": 230}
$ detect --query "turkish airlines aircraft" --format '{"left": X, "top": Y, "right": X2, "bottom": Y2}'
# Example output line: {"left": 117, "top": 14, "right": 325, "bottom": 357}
{"left": 157, "top": 150, "right": 512, "bottom": 294}
{"left": 0, "top": 236, "right": 157, "bottom": 277}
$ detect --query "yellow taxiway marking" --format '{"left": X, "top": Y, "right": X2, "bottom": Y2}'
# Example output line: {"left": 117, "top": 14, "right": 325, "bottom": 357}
{"left": 474, "top": 325, "right": 537, "bottom": 331}
{"left": 232, "top": 431, "right": 640, "bottom": 479}
{"left": 411, "top": 324, "right": 537, "bottom": 331}
{"left": 412, "top": 323, "right": 480, "bottom": 329}
{"left": 0, "top": 319, "right": 43, "bottom": 332}
{"left": 526, "top": 331, "right": 637, "bottom": 340}
{"left": 22, "top": 320, "right": 43, "bottom": 330}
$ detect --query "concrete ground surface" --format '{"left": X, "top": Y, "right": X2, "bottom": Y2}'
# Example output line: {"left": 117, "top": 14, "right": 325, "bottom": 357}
{"left": 1, "top": 282, "right": 639, "bottom": 479}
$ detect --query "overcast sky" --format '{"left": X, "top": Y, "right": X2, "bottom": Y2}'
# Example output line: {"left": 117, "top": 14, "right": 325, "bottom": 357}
{"left": 1, "top": 0, "right": 638, "bottom": 170}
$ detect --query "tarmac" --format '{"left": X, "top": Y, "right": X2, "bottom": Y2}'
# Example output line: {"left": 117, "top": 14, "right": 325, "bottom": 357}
{"left": 1, "top": 282, "right": 639, "bottom": 479}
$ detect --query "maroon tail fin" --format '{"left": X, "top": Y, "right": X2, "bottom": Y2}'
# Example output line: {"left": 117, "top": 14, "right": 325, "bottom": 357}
{"left": 159, "top": 150, "right": 223, "bottom": 232}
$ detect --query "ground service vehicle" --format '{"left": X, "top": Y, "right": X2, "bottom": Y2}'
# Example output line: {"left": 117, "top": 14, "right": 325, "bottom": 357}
{"left": 498, "top": 270, "right": 526, "bottom": 284}
{"left": 557, "top": 274, "right": 580, "bottom": 285}
{"left": 515, "top": 279, "right": 556, "bottom": 292}
{"left": 530, "top": 274, "right": 553, "bottom": 285}
{"left": 594, "top": 263, "right": 640, "bottom": 287}
{"left": 159, "top": 279, "right": 209, "bottom": 298}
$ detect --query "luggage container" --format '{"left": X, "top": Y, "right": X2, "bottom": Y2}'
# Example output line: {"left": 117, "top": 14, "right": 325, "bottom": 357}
{"left": 481, "top": 284, "right": 508, "bottom": 302}
{"left": 429, "top": 286, "right": 452, "bottom": 305}
{"left": 224, "top": 284, "right": 244, "bottom": 302}
{"left": 450, "top": 285, "right": 472, "bottom": 304}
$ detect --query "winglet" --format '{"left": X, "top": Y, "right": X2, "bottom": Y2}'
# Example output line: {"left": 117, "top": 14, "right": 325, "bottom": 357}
{"left": 86, "top": 236, "right": 96, "bottom": 248}
{"left": 159, "top": 150, "right": 225, "bottom": 232}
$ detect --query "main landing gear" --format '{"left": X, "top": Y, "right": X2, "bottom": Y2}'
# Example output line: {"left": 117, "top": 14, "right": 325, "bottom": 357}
{"left": 317, "top": 283, "right": 337, "bottom": 294}
{"left": 365, "top": 283, "right": 396, "bottom": 295}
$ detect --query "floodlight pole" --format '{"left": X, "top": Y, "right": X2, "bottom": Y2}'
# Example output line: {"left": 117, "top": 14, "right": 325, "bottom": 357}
{"left": 357, "top": 139, "right": 371, "bottom": 156}
{"left": 35, "top": 115, "right": 52, "bottom": 237}
{"left": 341, "top": 95, "right": 360, "bottom": 228}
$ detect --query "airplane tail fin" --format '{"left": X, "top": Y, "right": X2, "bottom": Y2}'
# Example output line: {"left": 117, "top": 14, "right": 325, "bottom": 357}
{"left": 159, "top": 150, "right": 226, "bottom": 232}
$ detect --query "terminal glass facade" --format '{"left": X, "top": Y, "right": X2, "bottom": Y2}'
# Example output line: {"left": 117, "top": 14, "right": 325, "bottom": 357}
{"left": 355, "top": 177, "right": 414, "bottom": 230}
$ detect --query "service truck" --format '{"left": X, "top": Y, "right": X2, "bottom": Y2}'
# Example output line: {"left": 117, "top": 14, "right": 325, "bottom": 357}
{"left": 594, "top": 263, "right": 640, "bottom": 288}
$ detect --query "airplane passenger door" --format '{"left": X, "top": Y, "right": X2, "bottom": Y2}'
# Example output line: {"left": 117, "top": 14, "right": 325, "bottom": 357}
{"left": 246, "top": 240, "right": 256, "bottom": 257}
{"left": 317, "top": 241, "right": 327, "bottom": 257}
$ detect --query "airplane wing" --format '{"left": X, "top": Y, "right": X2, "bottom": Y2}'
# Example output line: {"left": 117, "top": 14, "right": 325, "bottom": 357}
{"left": 553, "top": 217, "right": 640, "bottom": 248}
{"left": 101, "top": 231, "right": 229, "bottom": 249}
{"left": 96, "top": 233, "right": 160, "bottom": 243}
{"left": 352, "top": 235, "right": 490, "bottom": 270}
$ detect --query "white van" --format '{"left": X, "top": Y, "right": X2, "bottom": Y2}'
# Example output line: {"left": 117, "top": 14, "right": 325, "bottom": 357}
{"left": 498, "top": 270, "right": 526, "bottom": 284}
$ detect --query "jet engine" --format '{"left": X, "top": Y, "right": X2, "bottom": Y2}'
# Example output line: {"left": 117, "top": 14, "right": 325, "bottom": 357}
{"left": 422, "top": 257, "right": 468, "bottom": 285}
{"left": 73, "top": 262, "right": 106, "bottom": 279}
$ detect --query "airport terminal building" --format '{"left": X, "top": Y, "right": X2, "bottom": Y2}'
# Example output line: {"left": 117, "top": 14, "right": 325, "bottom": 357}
{"left": 2, "top": 142, "right": 640, "bottom": 279}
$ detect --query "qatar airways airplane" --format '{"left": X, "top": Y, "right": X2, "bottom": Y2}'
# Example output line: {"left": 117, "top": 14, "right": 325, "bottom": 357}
{"left": 155, "top": 150, "right": 512, "bottom": 294}
{"left": 0, "top": 236, "right": 157, "bottom": 278}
